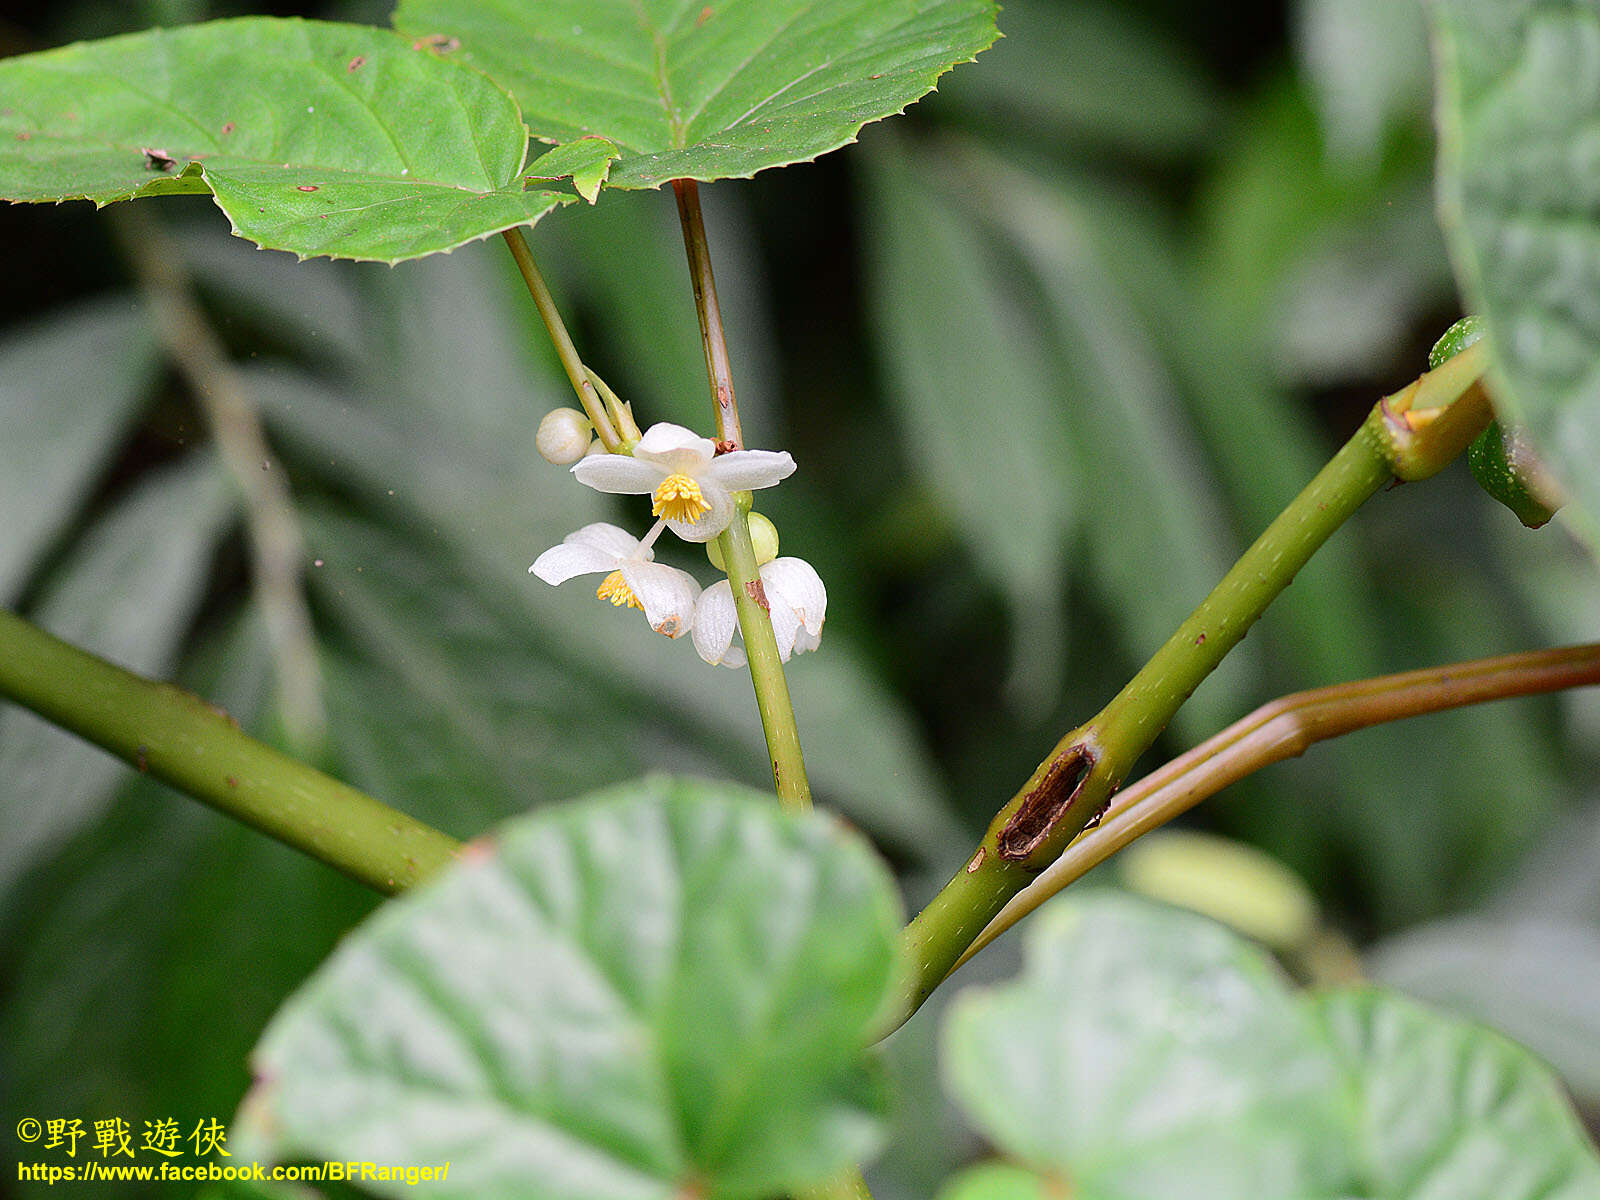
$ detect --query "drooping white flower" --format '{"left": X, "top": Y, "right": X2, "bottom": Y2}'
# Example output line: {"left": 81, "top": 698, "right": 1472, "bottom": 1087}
{"left": 530, "top": 522, "right": 699, "bottom": 638}
{"left": 692, "top": 557, "right": 826, "bottom": 668}
{"left": 570, "top": 423, "right": 795, "bottom": 543}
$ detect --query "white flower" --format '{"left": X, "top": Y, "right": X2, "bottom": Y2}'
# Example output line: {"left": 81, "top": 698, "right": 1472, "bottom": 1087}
{"left": 570, "top": 423, "right": 795, "bottom": 543}
{"left": 530, "top": 522, "right": 698, "bottom": 638}
{"left": 692, "top": 558, "right": 826, "bottom": 668}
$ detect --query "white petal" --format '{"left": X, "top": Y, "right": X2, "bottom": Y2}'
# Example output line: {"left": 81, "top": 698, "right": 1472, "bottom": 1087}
{"left": 761, "top": 557, "right": 827, "bottom": 636}
{"left": 634, "top": 423, "right": 716, "bottom": 474}
{"left": 531, "top": 541, "right": 618, "bottom": 584}
{"left": 765, "top": 588, "right": 803, "bottom": 662}
{"left": 692, "top": 580, "right": 739, "bottom": 665}
{"left": 565, "top": 522, "right": 645, "bottom": 560}
{"left": 704, "top": 449, "right": 796, "bottom": 491}
{"left": 665, "top": 478, "right": 735, "bottom": 543}
{"left": 621, "top": 561, "right": 700, "bottom": 639}
{"left": 571, "top": 452, "right": 664, "bottom": 494}
{"left": 718, "top": 643, "right": 747, "bottom": 669}
{"left": 791, "top": 626, "right": 821, "bottom": 656}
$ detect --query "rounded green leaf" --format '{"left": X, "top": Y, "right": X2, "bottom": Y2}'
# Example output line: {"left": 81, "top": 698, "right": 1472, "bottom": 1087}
{"left": 238, "top": 777, "right": 904, "bottom": 1200}
{"left": 941, "top": 895, "right": 1600, "bottom": 1199}
{"left": 1315, "top": 988, "right": 1600, "bottom": 1199}
{"left": 941, "top": 894, "right": 1350, "bottom": 1199}
{"left": 391, "top": 0, "right": 1000, "bottom": 189}
{"left": 1431, "top": 0, "right": 1600, "bottom": 545}
{"left": 0, "top": 18, "right": 572, "bottom": 262}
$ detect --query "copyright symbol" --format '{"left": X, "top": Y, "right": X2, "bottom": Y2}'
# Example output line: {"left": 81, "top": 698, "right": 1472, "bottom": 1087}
{"left": 16, "top": 1117, "right": 41, "bottom": 1143}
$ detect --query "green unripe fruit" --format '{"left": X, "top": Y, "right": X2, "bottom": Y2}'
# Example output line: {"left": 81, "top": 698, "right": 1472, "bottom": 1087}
{"left": 1468, "top": 422, "right": 1560, "bottom": 529}
{"left": 1429, "top": 314, "right": 1486, "bottom": 370}
{"left": 707, "top": 512, "right": 779, "bottom": 570}
{"left": 1428, "top": 318, "right": 1562, "bottom": 529}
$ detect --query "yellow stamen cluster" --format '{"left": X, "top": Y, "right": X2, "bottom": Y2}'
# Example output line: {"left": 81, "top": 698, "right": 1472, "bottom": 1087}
{"left": 595, "top": 570, "right": 642, "bottom": 609}
{"left": 652, "top": 473, "right": 711, "bottom": 524}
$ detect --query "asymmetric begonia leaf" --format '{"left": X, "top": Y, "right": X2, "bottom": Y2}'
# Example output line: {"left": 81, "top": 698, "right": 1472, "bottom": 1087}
{"left": 1314, "top": 987, "right": 1600, "bottom": 1198}
{"left": 237, "top": 778, "right": 904, "bottom": 1199}
{"left": 0, "top": 18, "right": 572, "bottom": 263}
{"left": 942, "top": 894, "right": 1350, "bottom": 1199}
{"left": 940, "top": 895, "right": 1600, "bottom": 1199}
{"left": 1432, "top": 0, "right": 1600, "bottom": 544}
{"left": 392, "top": 0, "right": 1000, "bottom": 189}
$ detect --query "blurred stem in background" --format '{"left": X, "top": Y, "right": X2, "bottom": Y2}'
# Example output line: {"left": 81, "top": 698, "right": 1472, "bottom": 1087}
{"left": 115, "top": 207, "right": 326, "bottom": 753}
{"left": 898, "top": 345, "right": 1494, "bottom": 1021}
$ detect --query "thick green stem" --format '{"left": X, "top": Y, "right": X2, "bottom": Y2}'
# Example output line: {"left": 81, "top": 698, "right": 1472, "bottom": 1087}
{"left": 0, "top": 607, "right": 460, "bottom": 894}
{"left": 897, "top": 350, "right": 1492, "bottom": 1022}
{"left": 502, "top": 227, "right": 622, "bottom": 449}
{"left": 716, "top": 512, "right": 813, "bottom": 811}
{"left": 954, "top": 641, "right": 1600, "bottom": 973}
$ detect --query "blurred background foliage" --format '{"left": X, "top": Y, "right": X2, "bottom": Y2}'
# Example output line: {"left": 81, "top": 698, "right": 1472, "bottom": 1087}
{"left": 1, "top": 0, "right": 1597, "bottom": 1195}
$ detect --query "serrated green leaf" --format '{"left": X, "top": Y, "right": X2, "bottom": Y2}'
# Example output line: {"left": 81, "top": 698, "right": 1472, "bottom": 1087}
{"left": 0, "top": 17, "right": 572, "bottom": 263}
{"left": 239, "top": 778, "right": 904, "bottom": 1200}
{"left": 1431, "top": 0, "right": 1600, "bottom": 546}
{"left": 392, "top": 0, "right": 999, "bottom": 189}
{"left": 527, "top": 135, "right": 621, "bottom": 203}
{"left": 1316, "top": 988, "right": 1600, "bottom": 1198}
{"left": 941, "top": 894, "right": 1350, "bottom": 1199}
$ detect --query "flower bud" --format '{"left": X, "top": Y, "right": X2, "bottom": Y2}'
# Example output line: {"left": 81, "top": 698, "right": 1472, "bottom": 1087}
{"left": 706, "top": 512, "right": 780, "bottom": 571}
{"left": 536, "top": 408, "right": 592, "bottom": 465}
{"left": 1428, "top": 315, "right": 1486, "bottom": 370}
{"left": 1468, "top": 421, "right": 1562, "bottom": 529}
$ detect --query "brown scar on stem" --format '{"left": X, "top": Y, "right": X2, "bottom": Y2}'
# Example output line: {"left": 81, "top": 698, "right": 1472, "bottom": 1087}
{"left": 997, "top": 744, "right": 1096, "bottom": 862}
{"left": 965, "top": 846, "right": 986, "bottom": 873}
{"left": 713, "top": 439, "right": 737, "bottom": 455}
{"left": 745, "top": 578, "right": 770, "bottom": 613}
